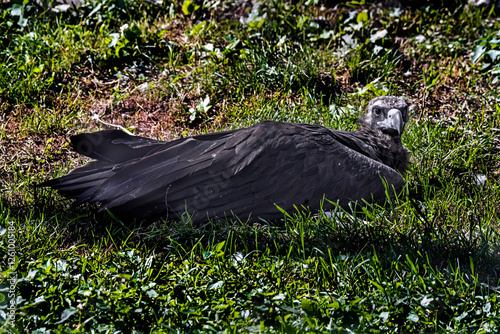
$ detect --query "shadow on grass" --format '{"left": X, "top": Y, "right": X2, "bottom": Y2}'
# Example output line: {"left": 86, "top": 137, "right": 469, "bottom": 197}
{"left": 2, "top": 185, "right": 499, "bottom": 332}
{"left": 8, "top": 184, "right": 498, "bottom": 288}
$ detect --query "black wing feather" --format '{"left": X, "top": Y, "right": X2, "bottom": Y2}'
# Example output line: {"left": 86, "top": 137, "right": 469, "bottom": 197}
{"left": 42, "top": 121, "right": 405, "bottom": 223}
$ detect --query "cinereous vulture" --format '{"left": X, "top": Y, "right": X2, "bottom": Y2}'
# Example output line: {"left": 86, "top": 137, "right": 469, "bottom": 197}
{"left": 41, "top": 96, "right": 410, "bottom": 223}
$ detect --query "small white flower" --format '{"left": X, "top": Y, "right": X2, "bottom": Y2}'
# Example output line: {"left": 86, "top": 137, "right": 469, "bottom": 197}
{"left": 120, "top": 24, "right": 129, "bottom": 35}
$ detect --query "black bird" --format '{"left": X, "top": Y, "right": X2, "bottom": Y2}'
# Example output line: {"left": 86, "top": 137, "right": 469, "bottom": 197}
{"left": 41, "top": 96, "right": 410, "bottom": 223}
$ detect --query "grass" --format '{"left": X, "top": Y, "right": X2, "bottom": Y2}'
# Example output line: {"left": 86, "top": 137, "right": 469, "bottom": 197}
{"left": 1, "top": 0, "right": 500, "bottom": 332}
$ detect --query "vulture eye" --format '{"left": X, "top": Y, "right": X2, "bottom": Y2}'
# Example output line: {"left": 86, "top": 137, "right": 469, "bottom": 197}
{"left": 373, "top": 108, "right": 382, "bottom": 116}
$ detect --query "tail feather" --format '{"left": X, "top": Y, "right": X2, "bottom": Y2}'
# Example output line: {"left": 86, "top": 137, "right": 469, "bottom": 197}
{"left": 39, "top": 130, "right": 165, "bottom": 200}
{"left": 70, "top": 130, "right": 164, "bottom": 163}
{"left": 39, "top": 161, "right": 115, "bottom": 199}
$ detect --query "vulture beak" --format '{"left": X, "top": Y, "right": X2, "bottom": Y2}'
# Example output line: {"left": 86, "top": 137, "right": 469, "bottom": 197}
{"left": 377, "top": 109, "right": 404, "bottom": 135}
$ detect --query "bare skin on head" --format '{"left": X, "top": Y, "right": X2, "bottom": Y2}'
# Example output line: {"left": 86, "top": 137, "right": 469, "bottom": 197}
{"left": 366, "top": 96, "right": 409, "bottom": 136}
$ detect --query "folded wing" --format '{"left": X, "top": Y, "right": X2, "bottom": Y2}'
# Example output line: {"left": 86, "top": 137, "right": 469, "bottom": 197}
{"left": 42, "top": 122, "right": 404, "bottom": 223}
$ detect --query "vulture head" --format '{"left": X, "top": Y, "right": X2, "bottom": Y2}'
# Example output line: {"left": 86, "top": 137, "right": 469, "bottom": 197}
{"left": 365, "top": 96, "right": 409, "bottom": 137}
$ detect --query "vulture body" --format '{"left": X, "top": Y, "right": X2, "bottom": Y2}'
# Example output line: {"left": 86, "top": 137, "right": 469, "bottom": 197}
{"left": 41, "top": 96, "right": 410, "bottom": 223}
